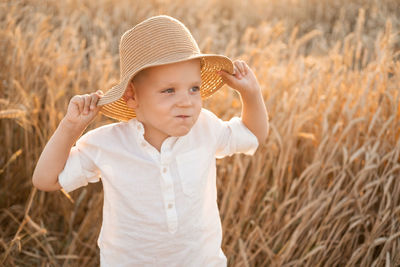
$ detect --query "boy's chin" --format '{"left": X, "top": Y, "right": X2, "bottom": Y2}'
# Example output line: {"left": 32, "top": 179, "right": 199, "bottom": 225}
{"left": 169, "top": 127, "right": 192, "bottom": 137}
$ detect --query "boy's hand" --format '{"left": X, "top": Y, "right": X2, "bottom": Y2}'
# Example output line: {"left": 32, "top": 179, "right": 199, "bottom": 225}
{"left": 217, "top": 60, "right": 269, "bottom": 144}
{"left": 217, "top": 60, "right": 261, "bottom": 96}
{"left": 64, "top": 90, "right": 104, "bottom": 130}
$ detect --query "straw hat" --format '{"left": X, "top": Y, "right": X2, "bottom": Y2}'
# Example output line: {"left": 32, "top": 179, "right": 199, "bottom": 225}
{"left": 97, "top": 15, "right": 234, "bottom": 121}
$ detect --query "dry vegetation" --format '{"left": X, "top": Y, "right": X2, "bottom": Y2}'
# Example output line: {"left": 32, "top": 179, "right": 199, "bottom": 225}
{"left": 1, "top": 0, "right": 400, "bottom": 266}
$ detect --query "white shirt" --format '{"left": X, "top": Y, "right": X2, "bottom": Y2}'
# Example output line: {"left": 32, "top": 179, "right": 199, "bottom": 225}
{"left": 58, "top": 108, "right": 259, "bottom": 267}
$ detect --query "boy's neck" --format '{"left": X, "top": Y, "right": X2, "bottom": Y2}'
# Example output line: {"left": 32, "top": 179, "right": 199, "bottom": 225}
{"left": 143, "top": 131, "right": 168, "bottom": 152}
{"left": 139, "top": 121, "right": 174, "bottom": 152}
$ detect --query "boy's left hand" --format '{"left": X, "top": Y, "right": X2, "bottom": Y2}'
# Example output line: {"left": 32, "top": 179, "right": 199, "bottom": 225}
{"left": 216, "top": 60, "right": 261, "bottom": 96}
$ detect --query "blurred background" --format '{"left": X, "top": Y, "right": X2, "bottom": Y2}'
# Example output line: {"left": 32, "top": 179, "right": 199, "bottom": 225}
{"left": 1, "top": 0, "right": 399, "bottom": 266}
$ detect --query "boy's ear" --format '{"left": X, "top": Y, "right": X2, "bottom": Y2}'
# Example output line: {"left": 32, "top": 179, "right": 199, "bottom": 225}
{"left": 123, "top": 82, "right": 139, "bottom": 109}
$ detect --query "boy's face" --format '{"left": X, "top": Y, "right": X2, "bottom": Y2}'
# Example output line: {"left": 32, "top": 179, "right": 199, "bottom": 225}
{"left": 124, "top": 58, "right": 202, "bottom": 143}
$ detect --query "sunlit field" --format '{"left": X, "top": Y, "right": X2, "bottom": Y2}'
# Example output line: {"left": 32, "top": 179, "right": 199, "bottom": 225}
{"left": 1, "top": 0, "right": 399, "bottom": 266}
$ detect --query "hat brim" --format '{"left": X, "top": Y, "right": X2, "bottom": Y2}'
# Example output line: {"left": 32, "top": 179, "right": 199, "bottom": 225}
{"left": 98, "top": 54, "right": 234, "bottom": 122}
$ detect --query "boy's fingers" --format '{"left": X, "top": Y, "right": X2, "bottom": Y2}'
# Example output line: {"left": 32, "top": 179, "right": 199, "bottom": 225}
{"left": 72, "top": 95, "right": 84, "bottom": 114}
{"left": 79, "top": 96, "right": 85, "bottom": 114}
{"left": 232, "top": 65, "right": 242, "bottom": 79}
{"left": 235, "top": 61, "right": 245, "bottom": 76}
{"left": 83, "top": 94, "right": 91, "bottom": 114}
{"left": 239, "top": 61, "right": 247, "bottom": 75}
{"left": 217, "top": 69, "right": 236, "bottom": 84}
{"left": 90, "top": 93, "right": 99, "bottom": 110}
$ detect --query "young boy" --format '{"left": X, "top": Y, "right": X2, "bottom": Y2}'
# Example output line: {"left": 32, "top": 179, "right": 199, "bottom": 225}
{"left": 32, "top": 15, "right": 268, "bottom": 266}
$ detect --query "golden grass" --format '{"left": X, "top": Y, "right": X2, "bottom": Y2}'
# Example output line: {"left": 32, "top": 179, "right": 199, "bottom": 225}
{"left": 1, "top": 0, "right": 399, "bottom": 266}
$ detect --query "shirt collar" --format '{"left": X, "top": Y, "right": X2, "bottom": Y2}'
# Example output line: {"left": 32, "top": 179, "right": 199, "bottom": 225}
{"left": 127, "top": 118, "right": 180, "bottom": 153}
{"left": 127, "top": 118, "right": 145, "bottom": 140}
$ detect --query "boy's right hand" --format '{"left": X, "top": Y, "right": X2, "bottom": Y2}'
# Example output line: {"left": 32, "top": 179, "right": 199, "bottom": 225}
{"left": 64, "top": 90, "right": 104, "bottom": 130}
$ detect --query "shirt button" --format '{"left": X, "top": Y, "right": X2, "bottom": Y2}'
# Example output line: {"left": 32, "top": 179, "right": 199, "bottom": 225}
{"left": 141, "top": 141, "right": 146, "bottom": 147}
{"left": 162, "top": 167, "right": 167, "bottom": 173}
{"left": 168, "top": 203, "right": 173, "bottom": 209}
{"left": 137, "top": 125, "right": 141, "bottom": 130}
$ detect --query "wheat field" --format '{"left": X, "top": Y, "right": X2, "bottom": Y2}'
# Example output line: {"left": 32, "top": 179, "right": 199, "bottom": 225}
{"left": 1, "top": 0, "right": 399, "bottom": 266}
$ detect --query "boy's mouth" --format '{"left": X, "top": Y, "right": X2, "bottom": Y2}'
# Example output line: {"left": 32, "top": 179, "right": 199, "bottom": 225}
{"left": 176, "top": 115, "right": 190, "bottom": 118}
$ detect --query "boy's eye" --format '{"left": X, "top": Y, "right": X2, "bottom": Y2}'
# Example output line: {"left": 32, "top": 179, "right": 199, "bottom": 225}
{"left": 190, "top": 86, "right": 200, "bottom": 93}
{"left": 162, "top": 88, "right": 175, "bottom": 94}
{"left": 161, "top": 87, "right": 200, "bottom": 94}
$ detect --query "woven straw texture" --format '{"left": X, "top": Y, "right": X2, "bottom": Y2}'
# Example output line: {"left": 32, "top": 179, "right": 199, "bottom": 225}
{"left": 98, "top": 15, "right": 233, "bottom": 121}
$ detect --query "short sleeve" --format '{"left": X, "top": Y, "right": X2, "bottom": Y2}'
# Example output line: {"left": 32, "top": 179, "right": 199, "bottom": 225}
{"left": 215, "top": 116, "right": 259, "bottom": 158}
{"left": 58, "top": 131, "right": 101, "bottom": 193}
{"left": 200, "top": 109, "right": 259, "bottom": 159}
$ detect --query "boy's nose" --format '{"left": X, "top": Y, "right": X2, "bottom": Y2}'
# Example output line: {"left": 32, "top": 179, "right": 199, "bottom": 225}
{"left": 176, "top": 91, "right": 192, "bottom": 107}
